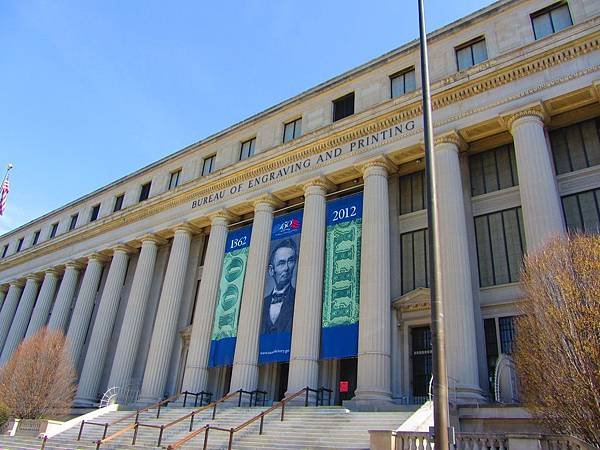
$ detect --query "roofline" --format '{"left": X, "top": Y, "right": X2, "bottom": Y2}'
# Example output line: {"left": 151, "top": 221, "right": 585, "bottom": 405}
{"left": 1, "top": 0, "right": 517, "bottom": 239}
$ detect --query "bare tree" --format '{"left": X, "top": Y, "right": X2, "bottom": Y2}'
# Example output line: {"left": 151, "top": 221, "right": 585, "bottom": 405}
{"left": 0, "top": 327, "right": 76, "bottom": 419}
{"left": 513, "top": 234, "right": 600, "bottom": 447}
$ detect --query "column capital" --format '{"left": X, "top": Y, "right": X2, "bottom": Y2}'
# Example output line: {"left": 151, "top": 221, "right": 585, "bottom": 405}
{"left": 139, "top": 234, "right": 168, "bottom": 246}
{"left": 301, "top": 176, "right": 335, "bottom": 196}
{"left": 354, "top": 156, "right": 396, "bottom": 178}
{"left": 502, "top": 102, "right": 549, "bottom": 133}
{"left": 434, "top": 131, "right": 467, "bottom": 151}
{"left": 111, "top": 244, "right": 135, "bottom": 255}
{"left": 25, "top": 273, "right": 42, "bottom": 283}
{"left": 207, "top": 210, "right": 238, "bottom": 227}
{"left": 172, "top": 222, "right": 202, "bottom": 236}
{"left": 252, "top": 193, "right": 284, "bottom": 210}
{"left": 43, "top": 268, "right": 62, "bottom": 278}
{"left": 65, "top": 260, "right": 85, "bottom": 271}
{"left": 0, "top": 284, "right": 9, "bottom": 294}
{"left": 87, "top": 252, "right": 109, "bottom": 263}
{"left": 9, "top": 279, "right": 25, "bottom": 288}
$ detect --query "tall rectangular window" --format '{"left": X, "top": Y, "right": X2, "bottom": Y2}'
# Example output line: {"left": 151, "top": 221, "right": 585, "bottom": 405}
{"left": 1, "top": 244, "right": 8, "bottom": 258}
{"left": 531, "top": 2, "right": 572, "bottom": 40}
{"left": 499, "top": 316, "right": 516, "bottom": 354}
{"left": 168, "top": 169, "right": 181, "bottom": 190}
{"left": 16, "top": 238, "right": 24, "bottom": 252}
{"left": 391, "top": 68, "right": 416, "bottom": 98}
{"left": 550, "top": 118, "right": 600, "bottom": 175}
{"left": 90, "top": 204, "right": 100, "bottom": 222}
{"left": 456, "top": 37, "right": 488, "bottom": 71}
{"left": 399, "top": 170, "right": 427, "bottom": 215}
{"left": 333, "top": 92, "right": 355, "bottom": 122}
{"left": 49, "top": 222, "right": 59, "bottom": 239}
{"left": 283, "top": 118, "right": 302, "bottom": 143}
{"left": 469, "top": 144, "right": 519, "bottom": 196}
{"left": 139, "top": 182, "right": 151, "bottom": 202}
{"left": 69, "top": 214, "right": 78, "bottom": 231}
{"left": 484, "top": 318, "right": 499, "bottom": 398}
{"left": 113, "top": 194, "right": 125, "bottom": 212}
{"left": 474, "top": 207, "right": 525, "bottom": 287}
{"left": 240, "top": 138, "right": 256, "bottom": 161}
{"left": 202, "top": 155, "right": 216, "bottom": 176}
{"left": 562, "top": 188, "right": 600, "bottom": 234}
{"left": 32, "top": 230, "right": 40, "bottom": 246}
{"left": 400, "top": 228, "right": 429, "bottom": 295}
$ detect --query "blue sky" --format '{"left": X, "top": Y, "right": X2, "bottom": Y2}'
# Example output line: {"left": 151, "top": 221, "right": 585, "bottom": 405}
{"left": 0, "top": 0, "right": 489, "bottom": 235}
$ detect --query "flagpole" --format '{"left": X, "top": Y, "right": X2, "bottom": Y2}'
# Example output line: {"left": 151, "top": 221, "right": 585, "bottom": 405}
{"left": 417, "top": 0, "right": 451, "bottom": 448}
{"left": 3, "top": 164, "right": 13, "bottom": 182}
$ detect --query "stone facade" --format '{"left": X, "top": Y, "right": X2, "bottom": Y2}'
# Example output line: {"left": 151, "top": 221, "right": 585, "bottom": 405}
{"left": 0, "top": 0, "right": 599, "bottom": 408}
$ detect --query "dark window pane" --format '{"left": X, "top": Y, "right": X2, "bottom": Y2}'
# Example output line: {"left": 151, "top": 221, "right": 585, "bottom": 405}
{"left": 168, "top": 170, "right": 181, "bottom": 190}
{"left": 404, "top": 70, "right": 416, "bottom": 93}
{"left": 139, "top": 182, "right": 151, "bottom": 202}
{"left": 333, "top": 93, "right": 355, "bottom": 122}
{"left": 470, "top": 145, "right": 518, "bottom": 196}
{"left": 484, "top": 318, "right": 499, "bottom": 399}
{"left": 550, "top": 5, "right": 572, "bottom": 32}
{"left": 1, "top": 244, "right": 8, "bottom": 258}
{"left": 456, "top": 46, "right": 473, "bottom": 71}
{"left": 400, "top": 170, "right": 426, "bottom": 214}
{"left": 472, "top": 40, "right": 488, "bottom": 65}
{"left": 400, "top": 228, "right": 429, "bottom": 294}
{"left": 562, "top": 188, "right": 600, "bottom": 234}
{"left": 411, "top": 326, "right": 432, "bottom": 398}
{"left": 32, "top": 230, "right": 40, "bottom": 246}
{"left": 202, "top": 155, "right": 215, "bottom": 176}
{"left": 50, "top": 223, "right": 58, "bottom": 238}
{"left": 499, "top": 316, "right": 516, "bottom": 354}
{"left": 69, "top": 214, "right": 78, "bottom": 231}
{"left": 16, "top": 238, "right": 23, "bottom": 252}
{"left": 90, "top": 204, "right": 100, "bottom": 222}
{"left": 532, "top": 13, "right": 553, "bottom": 39}
{"left": 551, "top": 119, "right": 600, "bottom": 174}
{"left": 114, "top": 194, "right": 124, "bottom": 212}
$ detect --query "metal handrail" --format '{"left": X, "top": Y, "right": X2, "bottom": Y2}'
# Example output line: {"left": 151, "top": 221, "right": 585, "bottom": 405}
{"left": 78, "top": 391, "right": 182, "bottom": 442}
{"left": 182, "top": 390, "right": 212, "bottom": 407}
{"left": 166, "top": 386, "right": 327, "bottom": 450}
{"left": 99, "top": 389, "right": 242, "bottom": 448}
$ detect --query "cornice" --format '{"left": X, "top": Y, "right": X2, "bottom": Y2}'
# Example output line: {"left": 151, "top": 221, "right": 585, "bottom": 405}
{"left": 1, "top": 30, "right": 598, "bottom": 272}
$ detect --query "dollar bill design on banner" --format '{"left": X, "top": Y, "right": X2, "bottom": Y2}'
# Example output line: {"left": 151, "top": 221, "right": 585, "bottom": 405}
{"left": 208, "top": 225, "right": 251, "bottom": 367}
{"left": 321, "top": 192, "right": 363, "bottom": 359}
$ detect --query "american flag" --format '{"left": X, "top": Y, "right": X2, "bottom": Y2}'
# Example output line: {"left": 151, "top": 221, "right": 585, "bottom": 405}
{"left": 0, "top": 177, "right": 9, "bottom": 216}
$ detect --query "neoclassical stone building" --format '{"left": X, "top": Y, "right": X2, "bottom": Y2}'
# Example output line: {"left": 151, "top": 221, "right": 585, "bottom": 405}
{"left": 0, "top": 0, "right": 598, "bottom": 409}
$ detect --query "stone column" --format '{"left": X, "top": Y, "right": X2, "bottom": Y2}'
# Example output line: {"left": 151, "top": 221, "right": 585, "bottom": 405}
{"left": 434, "top": 133, "right": 482, "bottom": 402}
{"left": 354, "top": 158, "right": 393, "bottom": 403}
{"left": 75, "top": 245, "right": 132, "bottom": 405}
{"left": 0, "top": 274, "right": 41, "bottom": 364}
{"left": 182, "top": 212, "right": 232, "bottom": 393}
{"left": 108, "top": 235, "right": 165, "bottom": 391}
{"left": 0, "top": 281, "right": 24, "bottom": 354}
{"left": 287, "top": 178, "right": 330, "bottom": 395}
{"left": 229, "top": 195, "right": 280, "bottom": 393}
{"left": 0, "top": 287, "right": 7, "bottom": 311}
{"left": 138, "top": 224, "right": 195, "bottom": 404}
{"left": 66, "top": 254, "right": 106, "bottom": 366}
{"left": 25, "top": 269, "right": 61, "bottom": 338}
{"left": 506, "top": 109, "right": 565, "bottom": 252}
{"left": 47, "top": 261, "right": 83, "bottom": 332}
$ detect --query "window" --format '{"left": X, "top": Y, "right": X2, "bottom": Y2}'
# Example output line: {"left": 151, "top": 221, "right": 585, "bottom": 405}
{"left": 531, "top": 2, "right": 572, "bottom": 40}
{"left": 139, "top": 182, "right": 151, "bottom": 202}
{"left": 456, "top": 37, "right": 488, "bottom": 71}
{"left": 1, "top": 244, "right": 8, "bottom": 258}
{"left": 400, "top": 170, "right": 427, "bottom": 215}
{"left": 469, "top": 144, "right": 519, "bottom": 196}
{"left": 202, "top": 155, "right": 216, "bottom": 176}
{"left": 333, "top": 92, "right": 355, "bottom": 122}
{"left": 283, "top": 118, "right": 302, "bottom": 143}
{"left": 391, "top": 68, "right": 416, "bottom": 98}
{"left": 562, "top": 188, "right": 600, "bottom": 234}
{"left": 32, "top": 230, "right": 40, "bottom": 246}
{"left": 499, "top": 316, "right": 516, "bottom": 354}
{"left": 113, "top": 194, "right": 125, "bottom": 212}
{"left": 90, "top": 204, "right": 100, "bottom": 222}
{"left": 474, "top": 207, "right": 525, "bottom": 287}
{"left": 550, "top": 118, "right": 600, "bottom": 175}
{"left": 16, "top": 238, "right": 24, "bottom": 252}
{"left": 239, "top": 138, "right": 256, "bottom": 161}
{"left": 400, "top": 228, "right": 429, "bottom": 295}
{"left": 69, "top": 214, "right": 78, "bottom": 231}
{"left": 49, "top": 222, "right": 59, "bottom": 239}
{"left": 168, "top": 169, "right": 181, "bottom": 190}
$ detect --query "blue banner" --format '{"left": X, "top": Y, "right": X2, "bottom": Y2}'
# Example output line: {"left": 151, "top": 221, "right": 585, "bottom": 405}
{"left": 258, "top": 210, "right": 303, "bottom": 364}
{"left": 208, "top": 226, "right": 252, "bottom": 367}
{"left": 320, "top": 192, "right": 363, "bottom": 359}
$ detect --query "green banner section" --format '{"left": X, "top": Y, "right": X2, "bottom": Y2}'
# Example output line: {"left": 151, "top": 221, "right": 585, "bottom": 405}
{"left": 211, "top": 246, "right": 249, "bottom": 341}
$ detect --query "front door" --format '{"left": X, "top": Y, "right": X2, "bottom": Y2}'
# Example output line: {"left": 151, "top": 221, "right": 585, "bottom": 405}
{"left": 276, "top": 362, "right": 289, "bottom": 401}
{"left": 338, "top": 357, "right": 357, "bottom": 404}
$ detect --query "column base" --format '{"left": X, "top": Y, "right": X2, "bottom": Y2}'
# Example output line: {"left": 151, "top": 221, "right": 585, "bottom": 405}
{"left": 346, "top": 388, "right": 394, "bottom": 411}
{"left": 450, "top": 383, "right": 486, "bottom": 405}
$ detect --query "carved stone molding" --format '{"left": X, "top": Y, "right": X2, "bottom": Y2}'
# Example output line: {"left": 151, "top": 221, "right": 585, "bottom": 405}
{"left": 434, "top": 131, "right": 467, "bottom": 151}
{"left": 301, "top": 176, "right": 336, "bottom": 195}
{"left": 354, "top": 156, "right": 396, "bottom": 177}
{"left": 251, "top": 193, "right": 284, "bottom": 210}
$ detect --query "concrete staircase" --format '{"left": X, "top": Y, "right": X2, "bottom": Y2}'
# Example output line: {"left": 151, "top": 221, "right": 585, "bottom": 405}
{"left": 0, "top": 404, "right": 417, "bottom": 450}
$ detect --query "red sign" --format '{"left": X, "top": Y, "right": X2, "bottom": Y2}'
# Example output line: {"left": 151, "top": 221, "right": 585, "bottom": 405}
{"left": 339, "top": 381, "right": 349, "bottom": 393}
